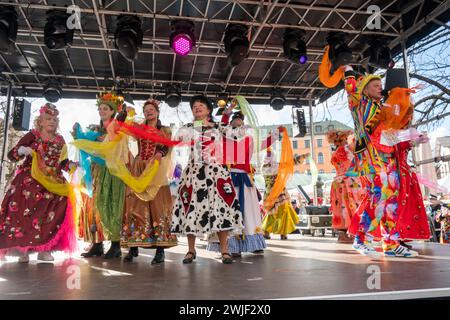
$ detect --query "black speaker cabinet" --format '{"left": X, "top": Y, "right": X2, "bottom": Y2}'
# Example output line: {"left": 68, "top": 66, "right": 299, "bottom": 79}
{"left": 12, "top": 98, "right": 31, "bottom": 131}
{"left": 296, "top": 108, "right": 307, "bottom": 137}
{"left": 385, "top": 68, "right": 409, "bottom": 93}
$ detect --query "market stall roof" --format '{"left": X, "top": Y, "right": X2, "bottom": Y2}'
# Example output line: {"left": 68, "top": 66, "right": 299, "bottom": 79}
{"left": 0, "top": 0, "right": 449, "bottom": 105}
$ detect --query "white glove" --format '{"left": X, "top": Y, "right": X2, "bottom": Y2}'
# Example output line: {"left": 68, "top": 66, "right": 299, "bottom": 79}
{"left": 345, "top": 65, "right": 353, "bottom": 72}
{"left": 68, "top": 163, "right": 77, "bottom": 171}
{"left": 18, "top": 146, "right": 33, "bottom": 156}
{"left": 417, "top": 134, "right": 430, "bottom": 144}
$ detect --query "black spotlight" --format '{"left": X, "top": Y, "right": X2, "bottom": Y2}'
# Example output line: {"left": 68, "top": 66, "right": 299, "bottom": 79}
{"left": 0, "top": 5, "right": 18, "bottom": 54}
{"left": 170, "top": 20, "right": 196, "bottom": 56}
{"left": 43, "top": 80, "right": 62, "bottom": 103}
{"left": 114, "top": 15, "right": 143, "bottom": 61}
{"left": 165, "top": 84, "right": 181, "bottom": 108}
{"left": 283, "top": 28, "right": 308, "bottom": 65}
{"left": 369, "top": 38, "right": 394, "bottom": 69}
{"left": 224, "top": 24, "right": 249, "bottom": 67}
{"left": 44, "top": 10, "right": 74, "bottom": 50}
{"left": 327, "top": 32, "right": 352, "bottom": 70}
{"left": 270, "top": 89, "right": 286, "bottom": 111}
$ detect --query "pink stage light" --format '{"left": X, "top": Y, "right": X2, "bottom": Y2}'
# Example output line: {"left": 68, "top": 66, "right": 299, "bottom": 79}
{"left": 172, "top": 34, "right": 193, "bottom": 56}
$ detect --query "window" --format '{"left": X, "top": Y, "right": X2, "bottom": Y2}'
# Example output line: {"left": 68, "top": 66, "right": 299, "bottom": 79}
{"left": 306, "top": 169, "right": 311, "bottom": 175}
{"left": 319, "top": 169, "right": 325, "bottom": 174}
{"left": 305, "top": 140, "right": 310, "bottom": 148}
{"left": 318, "top": 152, "right": 324, "bottom": 164}
{"left": 331, "top": 169, "right": 336, "bottom": 174}
{"left": 292, "top": 140, "right": 298, "bottom": 149}
{"left": 306, "top": 157, "right": 310, "bottom": 164}
{"left": 317, "top": 139, "right": 323, "bottom": 148}
{"left": 328, "top": 125, "right": 335, "bottom": 131}
{"left": 315, "top": 125, "right": 322, "bottom": 133}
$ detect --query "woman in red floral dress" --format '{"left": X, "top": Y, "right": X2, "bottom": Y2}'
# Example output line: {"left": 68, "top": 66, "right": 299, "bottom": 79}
{"left": 0, "top": 103, "right": 77, "bottom": 263}
{"left": 394, "top": 137, "right": 431, "bottom": 244}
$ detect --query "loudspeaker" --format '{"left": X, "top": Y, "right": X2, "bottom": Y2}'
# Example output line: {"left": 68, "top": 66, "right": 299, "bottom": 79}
{"left": 384, "top": 68, "right": 408, "bottom": 96}
{"left": 296, "top": 108, "right": 307, "bottom": 137}
{"left": 12, "top": 98, "right": 31, "bottom": 131}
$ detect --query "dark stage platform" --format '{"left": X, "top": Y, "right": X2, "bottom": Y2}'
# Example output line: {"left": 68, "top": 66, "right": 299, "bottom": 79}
{"left": 1, "top": 235, "right": 450, "bottom": 300}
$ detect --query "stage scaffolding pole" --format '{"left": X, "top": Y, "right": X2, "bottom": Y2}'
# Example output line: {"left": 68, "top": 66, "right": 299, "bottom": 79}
{"left": 309, "top": 100, "right": 317, "bottom": 206}
{"left": 0, "top": 81, "right": 13, "bottom": 197}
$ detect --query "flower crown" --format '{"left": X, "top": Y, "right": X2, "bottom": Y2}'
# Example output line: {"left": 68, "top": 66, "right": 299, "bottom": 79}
{"left": 96, "top": 91, "right": 124, "bottom": 112}
{"left": 39, "top": 103, "right": 59, "bottom": 116}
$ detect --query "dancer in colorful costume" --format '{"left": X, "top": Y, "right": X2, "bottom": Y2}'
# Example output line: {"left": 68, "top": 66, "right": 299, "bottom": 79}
{"left": 171, "top": 95, "right": 243, "bottom": 264}
{"left": 73, "top": 109, "right": 110, "bottom": 258}
{"left": 343, "top": 66, "right": 418, "bottom": 258}
{"left": 0, "top": 103, "right": 77, "bottom": 263}
{"left": 327, "top": 130, "right": 365, "bottom": 243}
{"left": 260, "top": 131, "right": 304, "bottom": 240}
{"left": 75, "top": 91, "right": 128, "bottom": 259}
{"left": 320, "top": 43, "right": 425, "bottom": 257}
{"left": 121, "top": 99, "right": 177, "bottom": 264}
{"left": 359, "top": 88, "right": 431, "bottom": 247}
{"left": 207, "top": 101, "right": 270, "bottom": 256}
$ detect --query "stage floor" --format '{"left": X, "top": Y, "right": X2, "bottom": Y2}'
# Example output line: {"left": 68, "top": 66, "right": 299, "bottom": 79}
{"left": 1, "top": 235, "right": 450, "bottom": 300}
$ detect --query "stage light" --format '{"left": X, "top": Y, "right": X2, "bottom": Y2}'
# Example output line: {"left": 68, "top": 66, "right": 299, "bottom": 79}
{"left": 270, "top": 89, "right": 286, "bottom": 111}
{"left": 224, "top": 24, "right": 249, "bottom": 67}
{"left": 327, "top": 32, "right": 352, "bottom": 70}
{"left": 369, "top": 39, "right": 394, "bottom": 69}
{"left": 43, "top": 80, "right": 62, "bottom": 103}
{"left": 0, "top": 5, "right": 18, "bottom": 54}
{"left": 114, "top": 15, "right": 143, "bottom": 62}
{"left": 283, "top": 28, "right": 308, "bottom": 65}
{"left": 170, "top": 20, "right": 195, "bottom": 56}
{"left": 44, "top": 10, "right": 74, "bottom": 50}
{"left": 165, "top": 84, "right": 181, "bottom": 108}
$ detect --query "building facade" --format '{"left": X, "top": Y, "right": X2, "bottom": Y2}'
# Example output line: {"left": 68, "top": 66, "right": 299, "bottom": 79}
{"left": 436, "top": 136, "right": 450, "bottom": 179}
{"left": 258, "top": 120, "right": 353, "bottom": 175}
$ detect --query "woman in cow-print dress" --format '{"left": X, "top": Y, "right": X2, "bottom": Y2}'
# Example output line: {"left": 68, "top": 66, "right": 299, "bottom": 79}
{"left": 171, "top": 95, "right": 243, "bottom": 264}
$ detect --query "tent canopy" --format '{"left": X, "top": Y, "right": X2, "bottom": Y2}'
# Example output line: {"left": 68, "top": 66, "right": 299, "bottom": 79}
{"left": 0, "top": 0, "right": 449, "bottom": 104}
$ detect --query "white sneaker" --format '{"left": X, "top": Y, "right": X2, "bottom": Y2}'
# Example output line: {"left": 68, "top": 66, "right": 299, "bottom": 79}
{"left": 352, "top": 242, "right": 382, "bottom": 260}
{"left": 384, "top": 245, "right": 419, "bottom": 258}
{"left": 37, "top": 251, "right": 55, "bottom": 262}
{"left": 18, "top": 253, "right": 29, "bottom": 263}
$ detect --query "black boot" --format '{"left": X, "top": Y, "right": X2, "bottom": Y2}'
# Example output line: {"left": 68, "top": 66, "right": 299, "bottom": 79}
{"left": 151, "top": 247, "right": 165, "bottom": 265}
{"left": 81, "top": 242, "right": 104, "bottom": 258}
{"left": 123, "top": 247, "right": 139, "bottom": 263}
{"left": 103, "top": 241, "right": 122, "bottom": 259}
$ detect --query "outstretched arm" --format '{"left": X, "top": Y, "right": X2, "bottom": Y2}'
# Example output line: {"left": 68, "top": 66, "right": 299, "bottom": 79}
{"left": 7, "top": 131, "right": 36, "bottom": 162}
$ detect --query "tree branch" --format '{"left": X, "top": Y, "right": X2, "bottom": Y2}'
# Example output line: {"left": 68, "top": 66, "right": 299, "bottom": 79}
{"left": 410, "top": 73, "right": 450, "bottom": 96}
{"left": 414, "top": 93, "right": 448, "bottom": 108}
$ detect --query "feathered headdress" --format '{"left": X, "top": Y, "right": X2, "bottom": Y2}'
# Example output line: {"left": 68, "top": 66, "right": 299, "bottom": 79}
{"left": 326, "top": 129, "right": 353, "bottom": 146}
